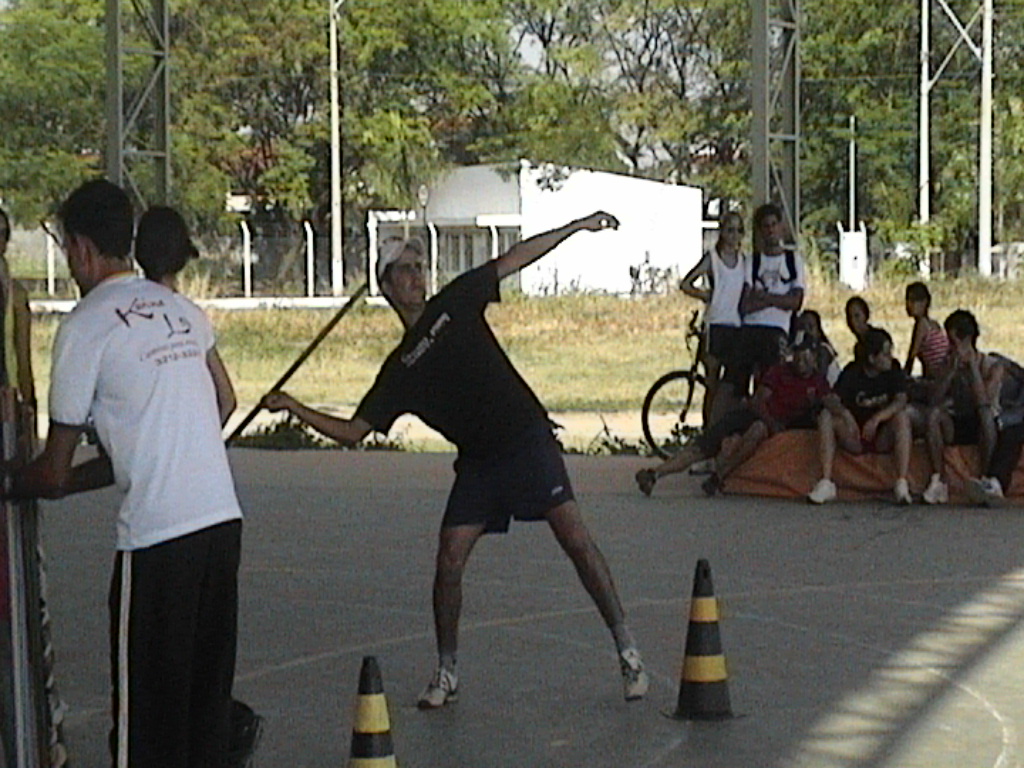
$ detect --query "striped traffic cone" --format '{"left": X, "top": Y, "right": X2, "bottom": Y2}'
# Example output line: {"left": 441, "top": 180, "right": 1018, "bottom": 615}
{"left": 668, "top": 559, "right": 733, "bottom": 720}
{"left": 348, "top": 656, "right": 397, "bottom": 767}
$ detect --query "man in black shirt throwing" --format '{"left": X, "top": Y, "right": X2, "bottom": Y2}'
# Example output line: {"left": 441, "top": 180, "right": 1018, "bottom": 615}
{"left": 262, "top": 211, "right": 648, "bottom": 708}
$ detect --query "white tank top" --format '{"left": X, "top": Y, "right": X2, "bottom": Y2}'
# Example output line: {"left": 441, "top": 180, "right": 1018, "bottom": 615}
{"left": 706, "top": 248, "right": 745, "bottom": 327}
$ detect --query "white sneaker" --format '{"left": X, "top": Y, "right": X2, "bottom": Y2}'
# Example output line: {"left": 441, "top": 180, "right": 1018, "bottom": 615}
{"left": 967, "top": 477, "right": 1006, "bottom": 508}
{"left": 894, "top": 478, "right": 913, "bottom": 506}
{"left": 417, "top": 666, "right": 458, "bottom": 709}
{"left": 922, "top": 474, "right": 948, "bottom": 505}
{"left": 619, "top": 647, "right": 649, "bottom": 701}
{"left": 983, "top": 477, "right": 1006, "bottom": 507}
{"left": 808, "top": 478, "right": 837, "bottom": 504}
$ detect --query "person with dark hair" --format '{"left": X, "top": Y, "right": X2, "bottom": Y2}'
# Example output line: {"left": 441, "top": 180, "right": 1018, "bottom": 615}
{"left": 135, "top": 206, "right": 236, "bottom": 426}
{"left": 972, "top": 353, "right": 1024, "bottom": 505}
{"left": 844, "top": 296, "right": 872, "bottom": 342}
{"left": 261, "top": 212, "right": 650, "bottom": 708}
{"left": 678, "top": 210, "right": 746, "bottom": 423}
{"left": 0, "top": 207, "right": 35, "bottom": 408}
{"left": 134, "top": 205, "right": 199, "bottom": 285}
{"left": 635, "top": 339, "right": 830, "bottom": 497}
{"left": 724, "top": 202, "right": 805, "bottom": 399}
{"left": 0, "top": 206, "right": 50, "bottom": 765}
{"left": 7, "top": 179, "right": 244, "bottom": 767}
{"left": 921, "top": 309, "right": 1002, "bottom": 504}
{"left": 903, "top": 281, "right": 949, "bottom": 380}
{"left": 135, "top": 204, "right": 259, "bottom": 766}
{"left": 794, "top": 309, "right": 840, "bottom": 385}
{"left": 809, "top": 327, "right": 913, "bottom": 504}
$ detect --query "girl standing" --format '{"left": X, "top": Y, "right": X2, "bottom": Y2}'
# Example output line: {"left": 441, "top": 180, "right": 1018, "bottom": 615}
{"left": 678, "top": 210, "right": 747, "bottom": 424}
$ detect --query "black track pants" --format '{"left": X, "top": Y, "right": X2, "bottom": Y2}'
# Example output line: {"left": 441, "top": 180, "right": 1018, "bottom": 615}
{"left": 108, "top": 520, "right": 241, "bottom": 768}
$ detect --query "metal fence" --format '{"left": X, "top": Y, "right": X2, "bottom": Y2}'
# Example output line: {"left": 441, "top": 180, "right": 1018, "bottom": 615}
{"left": 8, "top": 225, "right": 368, "bottom": 302}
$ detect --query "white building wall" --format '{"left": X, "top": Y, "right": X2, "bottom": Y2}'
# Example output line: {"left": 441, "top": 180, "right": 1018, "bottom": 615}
{"left": 367, "top": 161, "right": 704, "bottom": 296}
{"left": 518, "top": 162, "right": 703, "bottom": 294}
{"left": 425, "top": 164, "right": 521, "bottom": 223}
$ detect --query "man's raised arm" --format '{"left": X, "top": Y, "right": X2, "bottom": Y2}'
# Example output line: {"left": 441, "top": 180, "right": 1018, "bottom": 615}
{"left": 495, "top": 211, "right": 619, "bottom": 280}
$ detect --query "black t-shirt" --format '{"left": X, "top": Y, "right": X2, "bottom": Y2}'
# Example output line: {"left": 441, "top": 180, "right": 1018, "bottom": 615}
{"left": 834, "top": 361, "right": 907, "bottom": 425}
{"left": 355, "top": 262, "right": 549, "bottom": 458}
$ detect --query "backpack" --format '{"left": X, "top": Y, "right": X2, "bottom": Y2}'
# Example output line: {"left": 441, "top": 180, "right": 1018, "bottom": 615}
{"left": 992, "top": 352, "right": 1024, "bottom": 428}
{"left": 752, "top": 249, "right": 797, "bottom": 288}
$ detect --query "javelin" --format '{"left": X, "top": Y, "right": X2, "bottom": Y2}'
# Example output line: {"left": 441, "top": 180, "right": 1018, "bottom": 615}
{"left": 225, "top": 281, "right": 369, "bottom": 445}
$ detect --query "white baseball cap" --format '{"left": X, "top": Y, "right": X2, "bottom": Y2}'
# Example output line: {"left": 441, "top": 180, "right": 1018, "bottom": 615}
{"left": 376, "top": 236, "right": 425, "bottom": 283}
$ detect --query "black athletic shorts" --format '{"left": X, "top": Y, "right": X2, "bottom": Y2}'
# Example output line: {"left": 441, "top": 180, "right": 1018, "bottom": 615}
{"left": 443, "top": 424, "right": 575, "bottom": 534}
{"left": 785, "top": 409, "right": 820, "bottom": 431}
{"left": 952, "top": 411, "right": 982, "bottom": 445}
{"left": 706, "top": 324, "right": 742, "bottom": 365}
{"left": 722, "top": 325, "right": 789, "bottom": 390}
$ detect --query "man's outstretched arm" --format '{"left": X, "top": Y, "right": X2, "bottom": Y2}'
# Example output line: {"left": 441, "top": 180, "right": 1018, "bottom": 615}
{"left": 261, "top": 391, "right": 373, "bottom": 447}
{"left": 495, "top": 211, "right": 619, "bottom": 279}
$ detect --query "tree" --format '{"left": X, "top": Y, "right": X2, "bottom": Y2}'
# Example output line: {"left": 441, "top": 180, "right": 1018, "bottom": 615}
{"left": 166, "top": 0, "right": 328, "bottom": 227}
{"left": 0, "top": 0, "right": 106, "bottom": 222}
{"left": 339, "top": 0, "right": 518, "bottom": 210}
{"left": 3, "top": 0, "right": 1023, "bottom": 265}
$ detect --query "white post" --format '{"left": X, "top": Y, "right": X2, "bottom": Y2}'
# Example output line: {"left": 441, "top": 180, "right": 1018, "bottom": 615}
{"left": 979, "top": 0, "right": 993, "bottom": 276}
{"left": 367, "top": 211, "right": 380, "bottom": 295}
{"left": 417, "top": 184, "right": 431, "bottom": 293}
{"left": 428, "top": 222, "right": 438, "bottom": 295}
{"left": 488, "top": 224, "right": 499, "bottom": 262}
{"left": 240, "top": 220, "right": 252, "bottom": 298}
{"left": 329, "top": 0, "right": 345, "bottom": 295}
{"left": 848, "top": 115, "right": 856, "bottom": 230}
{"left": 303, "top": 220, "right": 315, "bottom": 297}
{"left": 46, "top": 229, "right": 56, "bottom": 296}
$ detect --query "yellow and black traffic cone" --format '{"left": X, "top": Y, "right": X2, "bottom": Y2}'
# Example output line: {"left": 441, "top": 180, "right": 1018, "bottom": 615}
{"left": 348, "top": 656, "right": 397, "bottom": 767}
{"left": 668, "top": 558, "right": 733, "bottom": 720}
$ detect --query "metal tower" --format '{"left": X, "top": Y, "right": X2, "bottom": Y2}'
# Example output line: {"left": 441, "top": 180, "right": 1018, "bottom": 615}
{"left": 751, "top": 0, "right": 801, "bottom": 242}
{"left": 919, "top": 0, "right": 994, "bottom": 275}
{"left": 106, "top": 0, "right": 171, "bottom": 208}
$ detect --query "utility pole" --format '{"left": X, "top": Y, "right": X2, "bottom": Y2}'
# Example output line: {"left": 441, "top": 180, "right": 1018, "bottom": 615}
{"left": 329, "top": 0, "right": 345, "bottom": 295}
{"left": 980, "top": 0, "right": 993, "bottom": 276}
{"left": 919, "top": 0, "right": 930, "bottom": 237}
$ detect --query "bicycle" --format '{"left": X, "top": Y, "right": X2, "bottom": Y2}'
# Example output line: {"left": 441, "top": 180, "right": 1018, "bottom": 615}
{"left": 640, "top": 308, "right": 706, "bottom": 458}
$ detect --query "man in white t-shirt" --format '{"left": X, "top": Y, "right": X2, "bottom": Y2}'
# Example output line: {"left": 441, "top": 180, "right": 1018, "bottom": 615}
{"left": 725, "top": 202, "right": 805, "bottom": 397}
{"left": 6, "top": 180, "right": 243, "bottom": 768}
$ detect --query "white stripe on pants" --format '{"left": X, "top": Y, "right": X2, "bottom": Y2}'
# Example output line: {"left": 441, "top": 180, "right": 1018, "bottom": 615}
{"left": 117, "top": 551, "right": 131, "bottom": 768}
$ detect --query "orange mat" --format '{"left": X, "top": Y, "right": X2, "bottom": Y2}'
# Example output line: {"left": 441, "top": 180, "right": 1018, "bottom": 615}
{"left": 724, "top": 429, "right": 1023, "bottom": 504}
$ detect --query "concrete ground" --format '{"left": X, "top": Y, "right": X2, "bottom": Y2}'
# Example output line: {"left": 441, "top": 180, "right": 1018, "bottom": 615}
{"left": 42, "top": 449, "right": 1024, "bottom": 768}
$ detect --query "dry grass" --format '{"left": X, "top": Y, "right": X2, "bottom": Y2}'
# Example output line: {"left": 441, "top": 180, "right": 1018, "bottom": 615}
{"left": 806, "top": 273, "right": 1024, "bottom": 366}
{"left": 27, "top": 274, "right": 1024, "bottom": 420}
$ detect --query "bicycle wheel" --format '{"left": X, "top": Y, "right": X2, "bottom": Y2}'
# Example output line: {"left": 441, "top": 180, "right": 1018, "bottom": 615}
{"left": 641, "top": 370, "right": 704, "bottom": 459}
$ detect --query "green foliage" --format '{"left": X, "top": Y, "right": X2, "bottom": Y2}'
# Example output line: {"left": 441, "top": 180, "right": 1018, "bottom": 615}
{"left": 0, "top": 0, "right": 1020, "bottom": 258}
{"left": 234, "top": 415, "right": 334, "bottom": 449}
{"left": 0, "top": 0, "right": 106, "bottom": 220}
{"left": 584, "top": 419, "right": 645, "bottom": 456}
{"left": 234, "top": 413, "right": 406, "bottom": 451}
